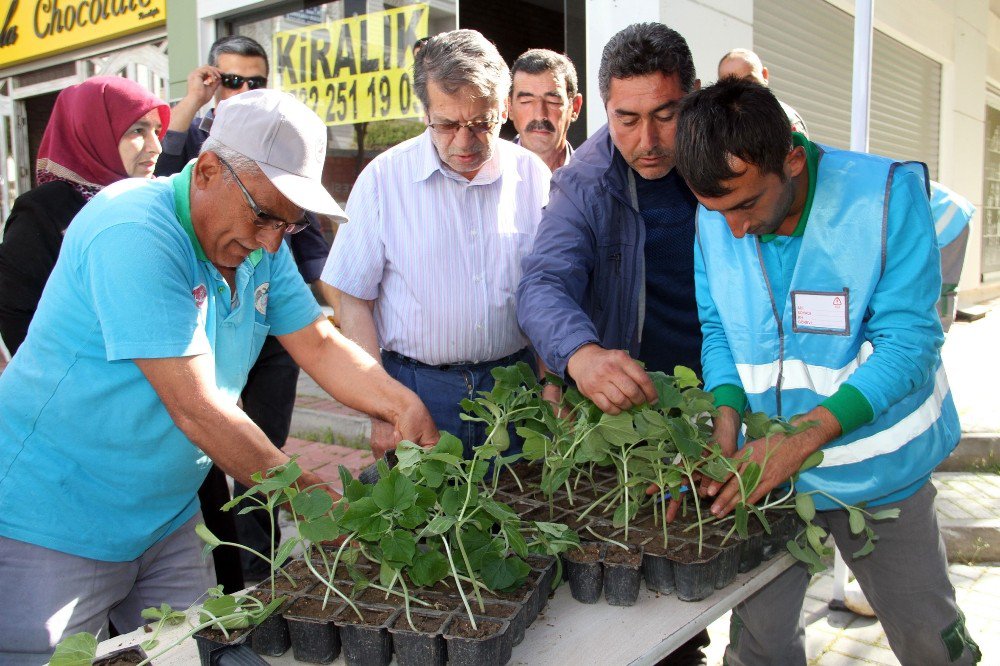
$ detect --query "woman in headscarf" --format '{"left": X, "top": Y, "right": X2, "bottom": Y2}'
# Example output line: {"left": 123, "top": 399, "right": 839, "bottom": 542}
{"left": 0, "top": 76, "right": 169, "bottom": 355}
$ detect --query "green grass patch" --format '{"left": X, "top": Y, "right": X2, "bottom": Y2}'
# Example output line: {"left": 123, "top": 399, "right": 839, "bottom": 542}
{"left": 292, "top": 428, "right": 369, "bottom": 451}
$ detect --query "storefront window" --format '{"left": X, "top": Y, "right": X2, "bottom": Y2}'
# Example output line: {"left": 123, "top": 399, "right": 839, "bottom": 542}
{"left": 231, "top": 1, "right": 457, "bottom": 211}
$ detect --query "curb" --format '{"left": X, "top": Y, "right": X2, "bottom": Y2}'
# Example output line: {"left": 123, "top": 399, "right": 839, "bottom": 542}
{"left": 937, "top": 433, "right": 1000, "bottom": 472}
{"left": 289, "top": 407, "right": 369, "bottom": 444}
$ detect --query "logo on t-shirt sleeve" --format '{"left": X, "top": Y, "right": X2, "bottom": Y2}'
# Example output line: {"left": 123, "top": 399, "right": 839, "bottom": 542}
{"left": 192, "top": 284, "right": 208, "bottom": 309}
{"left": 255, "top": 282, "right": 270, "bottom": 315}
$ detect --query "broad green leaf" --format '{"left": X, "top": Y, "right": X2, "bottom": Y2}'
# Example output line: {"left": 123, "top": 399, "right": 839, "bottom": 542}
{"left": 596, "top": 412, "right": 642, "bottom": 447}
{"left": 847, "top": 509, "right": 866, "bottom": 535}
{"left": 273, "top": 538, "right": 298, "bottom": 568}
{"left": 479, "top": 498, "right": 518, "bottom": 523}
{"left": 380, "top": 529, "right": 417, "bottom": 565}
{"left": 343, "top": 478, "right": 368, "bottom": 502}
{"left": 291, "top": 488, "right": 334, "bottom": 520}
{"left": 421, "top": 515, "right": 456, "bottom": 536}
{"left": 396, "top": 504, "right": 428, "bottom": 530}
{"left": 612, "top": 502, "right": 638, "bottom": 528}
{"left": 871, "top": 508, "right": 901, "bottom": 521}
{"left": 414, "top": 485, "right": 438, "bottom": 510}
{"left": 372, "top": 471, "right": 416, "bottom": 512}
{"left": 419, "top": 460, "right": 445, "bottom": 488}
{"left": 805, "top": 524, "right": 831, "bottom": 557}
{"left": 341, "top": 497, "right": 380, "bottom": 530}
{"left": 520, "top": 433, "right": 548, "bottom": 461}
{"left": 433, "top": 432, "right": 464, "bottom": 458}
{"left": 441, "top": 484, "right": 478, "bottom": 517}
{"left": 852, "top": 539, "right": 876, "bottom": 559}
{"left": 798, "top": 450, "right": 824, "bottom": 473}
{"left": 49, "top": 632, "right": 98, "bottom": 666}
{"left": 743, "top": 411, "right": 772, "bottom": 441}
{"left": 794, "top": 493, "right": 816, "bottom": 522}
{"left": 480, "top": 552, "right": 530, "bottom": 591}
{"left": 741, "top": 463, "right": 762, "bottom": 497}
{"left": 251, "top": 461, "right": 303, "bottom": 494}
{"left": 503, "top": 522, "right": 529, "bottom": 558}
{"left": 409, "top": 548, "right": 450, "bottom": 586}
{"left": 394, "top": 441, "right": 424, "bottom": 471}
{"left": 196, "top": 523, "right": 222, "bottom": 548}
{"left": 674, "top": 365, "right": 700, "bottom": 388}
{"left": 734, "top": 505, "right": 749, "bottom": 538}
{"left": 379, "top": 560, "right": 399, "bottom": 587}
{"left": 298, "top": 515, "right": 342, "bottom": 543}
{"left": 786, "top": 539, "right": 826, "bottom": 575}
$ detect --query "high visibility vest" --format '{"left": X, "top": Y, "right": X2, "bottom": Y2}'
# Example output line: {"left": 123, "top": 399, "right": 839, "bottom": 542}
{"left": 696, "top": 146, "right": 960, "bottom": 508}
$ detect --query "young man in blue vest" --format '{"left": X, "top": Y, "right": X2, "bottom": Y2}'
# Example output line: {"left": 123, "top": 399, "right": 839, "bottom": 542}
{"left": 674, "top": 78, "right": 980, "bottom": 665}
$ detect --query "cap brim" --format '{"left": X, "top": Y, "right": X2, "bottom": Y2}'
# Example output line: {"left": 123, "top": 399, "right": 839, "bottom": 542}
{"left": 258, "top": 162, "right": 348, "bottom": 223}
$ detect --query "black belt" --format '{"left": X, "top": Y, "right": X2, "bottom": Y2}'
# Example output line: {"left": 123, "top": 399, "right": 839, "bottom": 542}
{"left": 383, "top": 348, "right": 529, "bottom": 373}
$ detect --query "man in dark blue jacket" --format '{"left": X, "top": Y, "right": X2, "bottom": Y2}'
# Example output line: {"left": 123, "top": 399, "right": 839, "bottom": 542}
{"left": 516, "top": 22, "right": 708, "bottom": 663}
{"left": 517, "top": 22, "right": 702, "bottom": 412}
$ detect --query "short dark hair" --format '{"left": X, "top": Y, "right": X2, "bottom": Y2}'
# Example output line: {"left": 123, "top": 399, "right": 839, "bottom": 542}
{"left": 414, "top": 30, "right": 510, "bottom": 111}
{"left": 511, "top": 49, "right": 579, "bottom": 98}
{"left": 208, "top": 35, "right": 269, "bottom": 71}
{"left": 674, "top": 77, "right": 792, "bottom": 198}
{"left": 598, "top": 23, "right": 696, "bottom": 103}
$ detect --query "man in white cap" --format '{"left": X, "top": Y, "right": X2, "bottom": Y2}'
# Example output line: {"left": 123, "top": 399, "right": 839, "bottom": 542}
{"left": 0, "top": 89, "right": 438, "bottom": 664}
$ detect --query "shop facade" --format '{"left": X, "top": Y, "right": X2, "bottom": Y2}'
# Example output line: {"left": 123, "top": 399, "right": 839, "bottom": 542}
{"left": 0, "top": 0, "right": 169, "bottom": 219}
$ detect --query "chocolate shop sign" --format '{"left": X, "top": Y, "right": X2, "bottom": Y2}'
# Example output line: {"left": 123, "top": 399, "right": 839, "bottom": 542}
{"left": 0, "top": 0, "right": 166, "bottom": 69}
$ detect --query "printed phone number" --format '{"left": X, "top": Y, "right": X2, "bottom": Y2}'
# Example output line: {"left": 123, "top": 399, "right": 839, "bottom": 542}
{"left": 282, "top": 71, "right": 423, "bottom": 126}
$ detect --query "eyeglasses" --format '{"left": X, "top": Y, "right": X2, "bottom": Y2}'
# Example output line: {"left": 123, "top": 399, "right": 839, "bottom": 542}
{"left": 427, "top": 119, "right": 499, "bottom": 136}
{"left": 218, "top": 157, "right": 310, "bottom": 235}
{"left": 220, "top": 73, "right": 268, "bottom": 90}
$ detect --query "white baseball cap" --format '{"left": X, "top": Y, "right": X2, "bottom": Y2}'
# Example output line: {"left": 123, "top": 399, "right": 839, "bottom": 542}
{"left": 210, "top": 89, "right": 347, "bottom": 222}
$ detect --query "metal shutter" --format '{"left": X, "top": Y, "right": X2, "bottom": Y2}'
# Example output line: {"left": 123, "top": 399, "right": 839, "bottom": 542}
{"left": 754, "top": 0, "right": 940, "bottom": 177}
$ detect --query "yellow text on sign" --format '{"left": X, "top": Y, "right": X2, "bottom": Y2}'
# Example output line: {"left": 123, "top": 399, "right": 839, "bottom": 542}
{"left": 273, "top": 3, "right": 428, "bottom": 126}
{"left": 0, "top": 0, "right": 166, "bottom": 69}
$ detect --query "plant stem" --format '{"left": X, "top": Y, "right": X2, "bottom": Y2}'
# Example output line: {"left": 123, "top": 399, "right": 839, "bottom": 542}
{"left": 441, "top": 534, "right": 477, "bottom": 631}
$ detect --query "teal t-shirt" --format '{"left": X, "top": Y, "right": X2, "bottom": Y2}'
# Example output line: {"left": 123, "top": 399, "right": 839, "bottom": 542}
{"left": 0, "top": 165, "right": 321, "bottom": 561}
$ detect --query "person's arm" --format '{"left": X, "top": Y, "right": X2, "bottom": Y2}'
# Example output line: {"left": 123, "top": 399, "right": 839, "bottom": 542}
{"left": 154, "top": 66, "right": 221, "bottom": 177}
{"left": 516, "top": 173, "right": 655, "bottom": 413}
{"left": 135, "top": 353, "right": 333, "bottom": 492}
{"left": 337, "top": 292, "right": 380, "bottom": 360}
{"left": 279, "top": 317, "right": 438, "bottom": 455}
{"left": 167, "top": 65, "right": 221, "bottom": 134}
{"left": 0, "top": 187, "right": 80, "bottom": 354}
{"left": 516, "top": 175, "right": 601, "bottom": 377}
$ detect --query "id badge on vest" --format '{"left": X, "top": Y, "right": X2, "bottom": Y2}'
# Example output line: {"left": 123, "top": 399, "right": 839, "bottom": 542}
{"left": 791, "top": 289, "right": 850, "bottom": 335}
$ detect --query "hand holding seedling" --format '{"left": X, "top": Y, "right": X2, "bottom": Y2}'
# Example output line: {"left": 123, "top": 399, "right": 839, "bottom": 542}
{"left": 707, "top": 406, "right": 841, "bottom": 518}
{"left": 566, "top": 344, "right": 657, "bottom": 414}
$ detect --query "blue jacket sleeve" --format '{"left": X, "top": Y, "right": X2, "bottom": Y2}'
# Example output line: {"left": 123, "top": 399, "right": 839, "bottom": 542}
{"left": 516, "top": 176, "right": 601, "bottom": 377}
{"left": 694, "top": 212, "right": 744, "bottom": 395}
{"left": 844, "top": 164, "right": 944, "bottom": 418}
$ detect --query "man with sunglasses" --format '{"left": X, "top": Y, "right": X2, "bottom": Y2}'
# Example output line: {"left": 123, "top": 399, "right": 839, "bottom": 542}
{"left": 156, "top": 35, "right": 270, "bottom": 177}
{"left": 323, "top": 29, "right": 550, "bottom": 463}
{"left": 0, "top": 90, "right": 439, "bottom": 663}
{"left": 155, "top": 34, "right": 333, "bottom": 591}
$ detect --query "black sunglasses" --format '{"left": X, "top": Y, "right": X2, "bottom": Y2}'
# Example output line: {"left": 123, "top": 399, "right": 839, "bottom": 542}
{"left": 218, "top": 157, "right": 310, "bottom": 235}
{"left": 220, "top": 73, "right": 268, "bottom": 90}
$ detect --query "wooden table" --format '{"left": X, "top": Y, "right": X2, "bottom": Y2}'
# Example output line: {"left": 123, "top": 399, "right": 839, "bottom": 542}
{"left": 97, "top": 554, "right": 794, "bottom": 665}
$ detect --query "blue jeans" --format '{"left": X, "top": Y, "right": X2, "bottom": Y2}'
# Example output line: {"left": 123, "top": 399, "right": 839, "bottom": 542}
{"left": 382, "top": 348, "right": 534, "bottom": 460}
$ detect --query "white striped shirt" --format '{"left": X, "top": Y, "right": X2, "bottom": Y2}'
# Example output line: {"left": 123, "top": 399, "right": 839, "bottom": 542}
{"left": 322, "top": 130, "right": 550, "bottom": 365}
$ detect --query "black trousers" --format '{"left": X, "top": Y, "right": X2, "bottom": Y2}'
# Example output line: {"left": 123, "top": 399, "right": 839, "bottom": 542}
{"left": 232, "top": 335, "right": 301, "bottom": 581}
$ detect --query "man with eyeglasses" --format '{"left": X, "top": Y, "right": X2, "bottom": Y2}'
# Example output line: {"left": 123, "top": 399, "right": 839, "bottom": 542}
{"left": 0, "top": 90, "right": 439, "bottom": 663}
{"left": 509, "top": 49, "right": 583, "bottom": 172}
{"left": 323, "top": 29, "right": 550, "bottom": 463}
{"left": 155, "top": 34, "right": 333, "bottom": 591}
